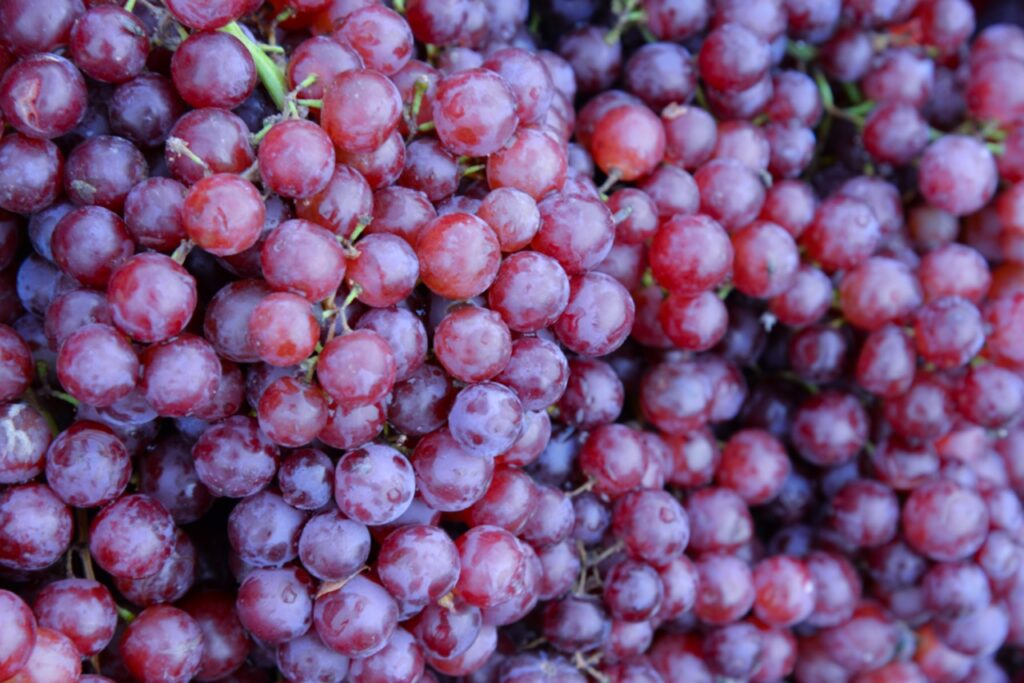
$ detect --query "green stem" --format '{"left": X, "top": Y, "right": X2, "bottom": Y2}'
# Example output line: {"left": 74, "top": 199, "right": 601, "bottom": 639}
{"left": 717, "top": 283, "right": 734, "bottom": 300}
{"left": 220, "top": 21, "right": 287, "bottom": 111}
{"left": 349, "top": 216, "right": 371, "bottom": 243}
{"left": 813, "top": 70, "right": 835, "bottom": 116}
{"left": 259, "top": 43, "right": 286, "bottom": 54}
{"left": 273, "top": 7, "right": 294, "bottom": 23}
{"left": 124, "top": 0, "right": 137, "bottom": 11}
{"left": 50, "top": 391, "right": 79, "bottom": 407}
{"left": 171, "top": 239, "right": 194, "bottom": 265}
{"left": 252, "top": 121, "right": 275, "bottom": 145}
{"left": 418, "top": 121, "right": 436, "bottom": 132}
{"left": 462, "top": 164, "right": 486, "bottom": 177}
{"left": 786, "top": 40, "right": 819, "bottom": 63}
{"left": 393, "top": 0, "right": 405, "bottom": 12}
{"left": 296, "top": 99, "right": 322, "bottom": 109}
{"left": 117, "top": 606, "right": 136, "bottom": 623}
{"left": 409, "top": 76, "right": 430, "bottom": 124}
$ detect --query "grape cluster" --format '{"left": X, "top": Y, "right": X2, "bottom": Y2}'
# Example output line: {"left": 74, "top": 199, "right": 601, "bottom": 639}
{"left": 1, "top": 0, "right": 1024, "bottom": 682}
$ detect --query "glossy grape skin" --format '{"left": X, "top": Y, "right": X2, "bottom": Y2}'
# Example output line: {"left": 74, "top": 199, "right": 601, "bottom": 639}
{"left": 297, "top": 509, "right": 370, "bottom": 583}
{"left": 716, "top": 429, "right": 791, "bottom": 505}
{"left": 235, "top": 565, "right": 314, "bottom": 646}
{"left": 454, "top": 525, "right": 531, "bottom": 610}
{"left": 203, "top": 280, "right": 270, "bottom": 363}
{"left": 182, "top": 173, "right": 265, "bottom": 256}
{"left": 89, "top": 493, "right": 175, "bottom": 579}
{"left": 192, "top": 416, "right": 279, "bottom": 498}
{"left": 287, "top": 36, "right": 362, "bottom": 101}
{"left": 0, "top": 134, "right": 64, "bottom": 214}
{"left": 334, "top": 5, "right": 412, "bottom": 76}
{"left": 533, "top": 194, "right": 614, "bottom": 276}
{"left": 56, "top": 322, "right": 138, "bottom": 408}
{"left": 346, "top": 233, "right": 419, "bottom": 307}
{"left": 377, "top": 524, "right": 460, "bottom": 607}
{"left": 317, "top": 328, "right": 396, "bottom": 407}
{"left": 433, "top": 305, "right": 511, "bottom": 384}
{"left": 332, "top": 444, "right": 414, "bottom": 525}
{"left": 108, "top": 74, "right": 184, "bottom": 149}
{"left": 123, "top": 177, "right": 186, "bottom": 252}
{"left": 431, "top": 68, "right": 518, "bottom": 156}
{"left": 554, "top": 272, "right": 635, "bottom": 357}
{"left": 164, "top": 0, "right": 249, "bottom": 29}
{"left": 0, "top": 54, "right": 87, "bottom": 139}
{"left": 165, "top": 108, "right": 254, "bottom": 185}
{"left": 44, "top": 421, "right": 130, "bottom": 508}
{"left": 247, "top": 292, "right": 319, "bottom": 368}
{"left": 257, "top": 121, "right": 336, "bottom": 201}
{"left": 411, "top": 427, "right": 495, "bottom": 512}
{"left": 649, "top": 214, "right": 732, "bottom": 296}
{"left": 68, "top": 5, "right": 149, "bottom": 84}
{"left": 485, "top": 127, "right": 568, "bottom": 202}
{"left": 171, "top": 32, "right": 255, "bottom": 110}
{"left": 323, "top": 68, "right": 403, "bottom": 154}
{"left": 416, "top": 213, "right": 500, "bottom": 300}
{"left": 0, "top": 0, "right": 84, "bottom": 56}
{"left": 276, "top": 631, "right": 350, "bottom": 683}
{"left": 314, "top": 575, "right": 399, "bottom": 658}
{"left": 32, "top": 578, "right": 114, "bottom": 658}
{"left": 108, "top": 253, "right": 197, "bottom": 343}
{"left": 64, "top": 135, "right": 147, "bottom": 212}
{"left": 612, "top": 489, "right": 689, "bottom": 565}
{"left": 589, "top": 104, "right": 666, "bottom": 181}
{"left": 227, "top": 489, "right": 306, "bottom": 568}
{"left": 141, "top": 334, "right": 222, "bottom": 418}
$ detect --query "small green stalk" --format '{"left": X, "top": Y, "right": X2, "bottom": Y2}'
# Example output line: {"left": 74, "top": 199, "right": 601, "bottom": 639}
{"left": 220, "top": 21, "right": 288, "bottom": 111}
{"left": 124, "top": 0, "right": 137, "bottom": 12}
{"left": 296, "top": 99, "right": 322, "bottom": 109}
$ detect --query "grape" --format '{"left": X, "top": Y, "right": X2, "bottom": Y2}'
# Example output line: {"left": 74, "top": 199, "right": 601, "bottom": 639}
{"left": 4, "top": 627, "right": 81, "bottom": 683}
{"left": 0, "top": 590, "right": 35, "bottom": 679}
{"left": 141, "top": 334, "right": 222, "bottom": 418}
{"left": 299, "top": 509, "right": 371, "bottom": 582}
{"left": 165, "top": 108, "right": 254, "bottom": 185}
{"left": 335, "top": 444, "right": 415, "bottom": 526}
{"left": 121, "top": 606, "right": 204, "bottom": 683}
{"left": 412, "top": 427, "right": 495, "bottom": 512}
{"left": 0, "top": 134, "right": 64, "bottom": 214}
{"left": 346, "top": 233, "right": 420, "bottom": 307}
{"left": 108, "top": 253, "right": 197, "bottom": 343}
{"left": 44, "top": 421, "right": 130, "bottom": 508}
{"left": 228, "top": 489, "right": 306, "bottom": 568}
{"left": 192, "top": 416, "right": 279, "bottom": 498}
{"left": 0, "top": 54, "right": 87, "bottom": 139}
{"left": 0, "top": 484, "right": 72, "bottom": 571}
{"left": 276, "top": 631, "right": 349, "bottom": 683}
{"left": 317, "top": 329, "right": 397, "bottom": 407}
{"left": 378, "top": 524, "right": 460, "bottom": 605}
{"left": 433, "top": 305, "right": 511, "bottom": 384}
{"left": 314, "top": 575, "right": 399, "bottom": 658}
{"left": 237, "top": 566, "right": 314, "bottom": 645}
{"left": 172, "top": 32, "right": 255, "bottom": 109}
{"left": 182, "top": 173, "right": 265, "bottom": 256}
{"left": 323, "top": 68, "right": 402, "bottom": 154}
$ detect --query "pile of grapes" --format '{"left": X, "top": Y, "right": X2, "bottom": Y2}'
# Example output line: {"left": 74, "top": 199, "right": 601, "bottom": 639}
{"left": 2, "top": 0, "right": 1024, "bottom": 680}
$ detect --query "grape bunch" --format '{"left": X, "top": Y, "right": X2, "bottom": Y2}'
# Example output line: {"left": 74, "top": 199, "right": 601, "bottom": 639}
{"left": 1, "top": 0, "right": 1024, "bottom": 681}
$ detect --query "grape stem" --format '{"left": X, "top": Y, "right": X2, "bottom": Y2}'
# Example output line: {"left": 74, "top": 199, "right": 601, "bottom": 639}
{"left": 220, "top": 21, "right": 288, "bottom": 111}
{"left": 124, "top": 0, "right": 137, "bottom": 12}
{"left": 171, "top": 239, "right": 194, "bottom": 265}
{"left": 116, "top": 606, "right": 137, "bottom": 623}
